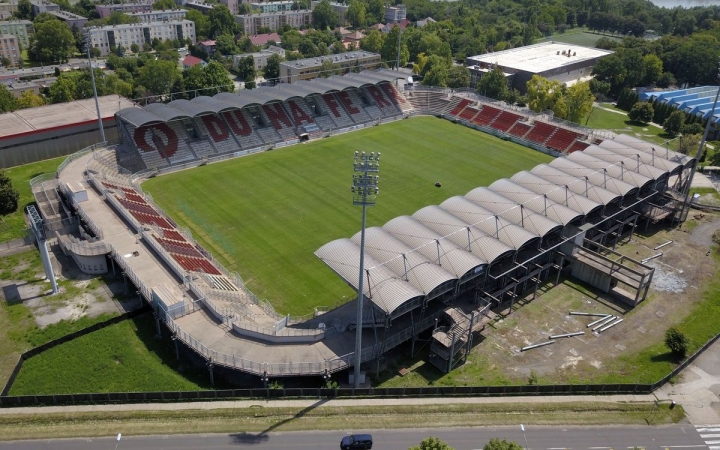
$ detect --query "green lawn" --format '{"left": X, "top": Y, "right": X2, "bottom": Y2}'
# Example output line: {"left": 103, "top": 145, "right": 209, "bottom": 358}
{"left": 1, "top": 156, "right": 65, "bottom": 242}
{"left": 588, "top": 105, "right": 681, "bottom": 151}
{"left": 144, "top": 117, "right": 554, "bottom": 316}
{"left": 9, "top": 314, "right": 210, "bottom": 395}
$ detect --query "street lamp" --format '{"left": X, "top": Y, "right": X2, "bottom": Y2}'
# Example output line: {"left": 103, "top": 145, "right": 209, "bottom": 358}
{"left": 351, "top": 151, "right": 380, "bottom": 388}
{"left": 520, "top": 424, "right": 529, "bottom": 450}
{"left": 114, "top": 433, "right": 122, "bottom": 450}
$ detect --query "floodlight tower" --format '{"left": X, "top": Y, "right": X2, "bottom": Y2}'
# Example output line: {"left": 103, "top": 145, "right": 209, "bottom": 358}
{"left": 351, "top": 151, "right": 380, "bottom": 388}
{"left": 27, "top": 205, "right": 58, "bottom": 294}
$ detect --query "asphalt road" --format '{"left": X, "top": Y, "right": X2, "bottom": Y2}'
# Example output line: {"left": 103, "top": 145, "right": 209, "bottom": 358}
{"left": 0, "top": 425, "right": 710, "bottom": 450}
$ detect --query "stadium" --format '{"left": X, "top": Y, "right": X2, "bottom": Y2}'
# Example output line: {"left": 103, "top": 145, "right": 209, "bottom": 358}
{"left": 30, "top": 68, "right": 696, "bottom": 383}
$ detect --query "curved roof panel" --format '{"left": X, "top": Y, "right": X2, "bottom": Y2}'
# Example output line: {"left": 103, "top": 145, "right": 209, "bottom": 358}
{"left": 191, "top": 96, "right": 241, "bottom": 113}
{"left": 489, "top": 178, "right": 585, "bottom": 226}
{"left": 583, "top": 145, "right": 668, "bottom": 184}
{"left": 530, "top": 164, "right": 622, "bottom": 207}
{"left": 165, "top": 99, "right": 211, "bottom": 117}
{"left": 116, "top": 107, "right": 164, "bottom": 127}
{"left": 213, "top": 92, "right": 263, "bottom": 109}
{"left": 381, "top": 216, "right": 493, "bottom": 276}
{"left": 597, "top": 140, "right": 682, "bottom": 176}
{"left": 328, "top": 75, "right": 373, "bottom": 89}
{"left": 612, "top": 133, "right": 694, "bottom": 168}
{"left": 145, "top": 103, "right": 191, "bottom": 122}
{"left": 279, "top": 81, "right": 325, "bottom": 98}
{"left": 431, "top": 199, "right": 540, "bottom": 251}
{"left": 314, "top": 238, "right": 424, "bottom": 315}
{"left": 464, "top": 187, "right": 564, "bottom": 239}
{"left": 358, "top": 68, "right": 407, "bottom": 83}
{"left": 351, "top": 227, "right": 456, "bottom": 296}
{"left": 309, "top": 78, "right": 350, "bottom": 92}
{"left": 510, "top": 171, "right": 604, "bottom": 218}
{"left": 549, "top": 157, "right": 639, "bottom": 198}
{"left": 568, "top": 151, "right": 655, "bottom": 193}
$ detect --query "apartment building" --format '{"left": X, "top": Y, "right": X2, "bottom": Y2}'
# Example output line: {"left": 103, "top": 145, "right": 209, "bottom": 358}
{"left": 95, "top": 2, "right": 153, "bottom": 18}
{"left": 30, "top": 0, "right": 59, "bottom": 16}
{"left": 384, "top": 5, "right": 406, "bottom": 23}
{"left": 233, "top": 45, "right": 285, "bottom": 72}
{"left": 0, "top": 34, "right": 20, "bottom": 67}
{"left": 279, "top": 51, "right": 380, "bottom": 83}
{"left": 250, "top": 1, "right": 294, "bottom": 13}
{"left": 234, "top": 9, "right": 312, "bottom": 35}
{"left": 127, "top": 9, "right": 187, "bottom": 23}
{"left": 0, "top": 20, "right": 33, "bottom": 47}
{"left": 47, "top": 10, "right": 87, "bottom": 29}
{"left": 218, "top": 0, "right": 237, "bottom": 14}
{"left": 310, "top": 1, "right": 348, "bottom": 25}
{"left": 85, "top": 20, "right": 196, "bottom": 55}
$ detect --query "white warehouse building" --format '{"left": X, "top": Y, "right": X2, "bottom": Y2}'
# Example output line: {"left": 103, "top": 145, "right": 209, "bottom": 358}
{"left": 85, "top": 20, "right": 196, "bottom": 55}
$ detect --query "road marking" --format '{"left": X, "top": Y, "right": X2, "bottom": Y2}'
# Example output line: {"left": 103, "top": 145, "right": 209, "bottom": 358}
{"left": 662, "top": 446, "right": 706, "bottom": 448}
{"left": 698, "top": 429, "right": 720, "bottom": 433}
{"left": 705, "top": 441, "right": 720, "bottom": 445}
{"left": 547, "top": 447, "right": 567, "bottom": 449}
{"left": 588, "top": 447, "right": 611, "bottom": 449}
{"left": 701, "top": 435, "right": 720, "bottom": 439}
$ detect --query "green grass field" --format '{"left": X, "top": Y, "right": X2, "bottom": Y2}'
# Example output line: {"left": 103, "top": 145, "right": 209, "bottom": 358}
{"left": 144, "top": 117, "right": 554, "bottom": 316}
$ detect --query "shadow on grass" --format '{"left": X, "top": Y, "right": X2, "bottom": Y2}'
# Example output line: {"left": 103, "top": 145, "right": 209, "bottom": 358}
{"left": 229, "top": 399, "right": 329, "bottom": 444}
{"left": 651, "top": 351, "right": 679, "bottom": 364}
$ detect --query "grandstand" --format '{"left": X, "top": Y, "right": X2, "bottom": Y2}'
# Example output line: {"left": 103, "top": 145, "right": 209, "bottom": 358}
{"left": 35, "top": 69, "right": 699, "bottom": 382}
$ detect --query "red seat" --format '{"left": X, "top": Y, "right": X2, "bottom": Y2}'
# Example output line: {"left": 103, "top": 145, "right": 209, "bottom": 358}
{"left": 526, "top": 122, "right": 558, "bottom": 145}
{"left": 508, "top": 122, "right": 531, "bottom": 138}
{"left": 472, "top": 105, "right": 500, "bottom": 126}
{"left": 449, "top": 99, "right": 472, "bottom": 116}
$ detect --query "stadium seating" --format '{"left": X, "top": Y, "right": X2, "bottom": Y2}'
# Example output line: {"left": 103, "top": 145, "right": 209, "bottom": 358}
{"left": 156, "top": 236, "right": 205, "bottom": 259}
{"left": 129, "top": 210, "right": 173, "bottom": 229}
{"left": 405, "top": 89, "right": 450, "bottom": 114}
{"left": 319, "top": 93, "right": 354, "bottom": 128}
{"left": 508, "top": 122, "right": 531, "bottom": 138}
{"left": 190, "top": 138, "right": 218, "bottom": 158}
{"left": 262, "top": 102, "right": 298, "bottom": 140}
{"left": 162, "top": 229, "right": 186, "bottom": 241}
{"left": 379, "top": 82, "right": 412, "bottom": 113}
{"left": 306, "top": 96, "right": 336, "bottom": 130}
{"left": 567, "top": 140, "right": 590, "bottom": 153}
{"left": 525, "top": 122, "right": 557, "bottom": 146}
{"left": 365, "top": 85, "right": 401, "bottom": 117}
{"left": 337, "top": 90, "right": 371, "bottom": 123}
{"left": 117, "top": 196, "right": 157, "bottom": 216}
{"left": 171, "top": 254, "right": 222, "bottom": 275}
{"left": 197, "top": 115, "right": 239, "bottom": 154}
{"left": 472, "top": 105, "right": 501, "bottom": 126}
{"left": 165, "top": 121, "right": 199, "bottom": 163}
{"left": 458, "top": 106, "right": 479, "bottom": 122}
{"left": 545, "top": 128, "right": 584, "bottom": 152}
{"left": 225, "top": 110, "right": 264, "bottom": 149}
{"left": 490, "top": 111, "right": 522, "bottom": 132}
{"left": 446, "top": 98, "right": 472, "bottom": 117}
{"left": 286, "top": 99, "right": 317, "bottom": 127}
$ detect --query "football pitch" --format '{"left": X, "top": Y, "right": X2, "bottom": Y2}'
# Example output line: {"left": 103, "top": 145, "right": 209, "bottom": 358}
{"left": 143, "top": 117, "right": 554, "bottom": 316}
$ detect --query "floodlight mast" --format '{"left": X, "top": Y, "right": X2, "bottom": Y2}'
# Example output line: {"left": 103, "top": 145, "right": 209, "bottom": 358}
{"left": 351, "top": 151, "right": 380, "bottom": 389}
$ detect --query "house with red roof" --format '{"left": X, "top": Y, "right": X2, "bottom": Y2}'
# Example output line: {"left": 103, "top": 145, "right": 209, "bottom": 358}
{"left": 182, "top": 55, "right": 206, "bottom": 69}
{"left": 248, "top": 32, "right": 281, "bottom": 47}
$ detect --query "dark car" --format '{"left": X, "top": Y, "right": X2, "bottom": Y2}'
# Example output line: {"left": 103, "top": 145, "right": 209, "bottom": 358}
{"left": 341, "top": 434, "right": 373, "bottom": 450}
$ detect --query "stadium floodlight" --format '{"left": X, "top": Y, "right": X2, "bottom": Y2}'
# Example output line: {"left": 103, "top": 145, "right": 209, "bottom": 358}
{"left": 85, "top": 34, "right": 106, "bottom": 144}
{"left": 351, "top": 150, "right": 380, "bottom": 388}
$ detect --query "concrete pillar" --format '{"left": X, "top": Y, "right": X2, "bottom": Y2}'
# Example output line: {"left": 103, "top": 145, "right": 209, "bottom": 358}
{"left": 207, "top": 361, "right": 214, "bottom": 387}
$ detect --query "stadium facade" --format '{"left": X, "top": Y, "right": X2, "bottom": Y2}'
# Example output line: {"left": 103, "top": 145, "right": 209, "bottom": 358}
{"left": 34, "top": 69, "right": 693, "bottom": 381}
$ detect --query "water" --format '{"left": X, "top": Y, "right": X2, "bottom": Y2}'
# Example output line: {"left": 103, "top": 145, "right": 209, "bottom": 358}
{"left": 650, "top": 0, "right": 720, "bottom": 7}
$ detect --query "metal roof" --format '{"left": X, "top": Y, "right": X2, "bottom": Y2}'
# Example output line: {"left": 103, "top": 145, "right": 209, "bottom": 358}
{"left": 115, "top": 107, "right": 164, "bottom": 127}
{"left": 381, "top": 216, "right": 493, "bottom": 277}
{"left": 351, "top": 227, "right": 456, "bottom": 297}
{"left": 309, "top": 77, "right": 352, "bottom": 92}
{"left": 464, "top": 187, "right": 564, "bottom": 240}
{"left": 510, "top": 171, "right": 604, "bottom": 219}
{"left": 582, "top": 145, "right": 669, "bottom": 184}
{"left": 530, "top": 164, "right": 623, "bottom": 208}
{"left": 213, "top": 92, "right": 264, "bottom": 109}
{"left": 549, "top": 157, "right": 639, "bottom": 198}
{"left": 145, "top": 103, "right": 191, "bottom": 122}
{"left": 432, "top": 199, "right": 540, "bottom": 251}
{"left": 191, "top": 96, "right": 239, "bottom": 113}
{"left": 278, "top": 81, "right": 324, "bottom": 98}
{"left": 327, "top": 75, "right": 374, "bottom": 89}
{"left": 610, "top": 134, "right": 695, "bottom": 168}
{"left": 488, "top": 178, "right": 586, "bottom": 226}
{"left": 166, "top": 99, "right": 214, "bottom": 117}
{"left": 567, "top": 151, "right": 655, "bottom": 193}
{"left": 358, "top": 68, "right": 407, "bottom": 83}
{"left": 596, "top": 139, "right": 683, "bottom": 176}
{"left": 314, "top": 238, "right": 424, "bottom": 316}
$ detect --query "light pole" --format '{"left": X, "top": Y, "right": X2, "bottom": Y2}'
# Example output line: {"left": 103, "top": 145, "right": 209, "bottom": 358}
{"left": 86, "top": 34, "right": 106, "bottom": 143}
{"left": 351, "top": 151, "right": 380, "bottom": 388}
{"left": 520, "top": 424, "right": 529, "bottom": 450}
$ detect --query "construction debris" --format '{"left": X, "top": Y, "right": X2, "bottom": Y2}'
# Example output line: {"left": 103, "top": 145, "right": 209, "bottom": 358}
{"left": 569, "top": 311, "right": 610, "bottom": 317}
{"left": 654, "top": 241, "right": 673, "bottom": 250}
{"left": 549, "top": 331, "right": 585, "bottom": 339}
{"left": 521, "top": 340, "right": 556, "bottom": 352}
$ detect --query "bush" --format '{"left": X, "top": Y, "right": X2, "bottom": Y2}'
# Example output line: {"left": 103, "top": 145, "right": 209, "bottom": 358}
{"left": 0, "top": 169, "right": 20, "bottom": 216}
{"left": 665, "top": 327, "right": 689, "bottom": 359}
{"left": 484, "top": 438, "right": 524, "bottom": 450}
{"left": 682, "top": 122, "right": 704, "bottom": 135}
{"left": 628, "top": 102, "right": 654, "bottom": 124}
{"left": 411, "top": 437, "right": 454, "bottom": 450}
{"left": 663, "top": 110, "right": 685, "bottom": 136}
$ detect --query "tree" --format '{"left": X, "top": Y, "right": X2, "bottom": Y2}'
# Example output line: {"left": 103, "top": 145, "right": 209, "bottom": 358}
{"left": 663, "top": 110, "right": 685, "bottom": 136}
{"left": 0, "top": 84, "right": 18, "bottom": 112}
{"left": 526, "top": 75, "right": 563, "bottom": 113}
{"left": 107, "top": 11, "right": 140, "bottom": 25}
{"left": 410, "top": 437, "right": 454, "bottom": 450}
{"left": 215, "top": 33, "right": 239, "bottom": 55}
{"left": 628, "top": 102, "right": 653, "bottom": 124}
{"left": 423, "top": 63, "right": 448, "bottom": 87}
{"left": 130, "top": 43, "right": 140, "bottom": 53}
{"left": 360, "top": 29, "right": 384, "bottom": 54}
{"left": 153, "top": 0, "right": 176, "bottom": 10}
{"left": 29, "top": 18, "right": 76, "bottom": 63}
{"left": 235, "top": 55, "right": 256, "bottom": 81}
{"left": 678, "top": 133, "right": 701, "bottom": 156}
{"left": 16, "top": 90, "right": 45, "bottom": 108}
{"left": 347, "top": 0, "right": 366, "bottom": 28}
{"left": 312, "top": 0, "right": 339, "bottom": 30}
{"left": 665, "top": 327, "right": 689, "bottom": 358}
{"left": 657, "top": 72, "right": 677, "bottom": 89}
{"left": 203, "top": 60, "right": 232, "bottom": 93}
{"left": 483, "top": 439, "right": 524, "bottom": 450}
{"left": 564, "top": 81, "right": 595, "bottom": 124}
{"left": 49, "top": 76, "right": 76, "bottom": 103}
{"left": 366, "top": 0, "right": 384, "bottom": 23}
{"left": 319, "top": 58, "right": 340, "bottom": 78}
{"left": 380, "top": 25, "right": 408, "bottom": 69}
{"left": 642, "top": 54, "right": 663, "bottom": 86}
{"left": 264, "top": 53, "right": 282, "bottom": 82}
{"left": 15, "top": 0, "right": 32, "bottom": 20}
{"left": 478, "top": 66, "right": 508, "bottom": 101}
{"left": 137, "top": 59, "right": 181, "bottom": 95}
{"left": 446, "top": 65, "right": 470, "bottom": 89}
{"left": 682, "top": 122, "right": 704, "bottom": 135}
{"left": 0, "top": 169, "right": 20, "bottom": 217}
{"left": 186, "top": 9, "right": 210, "bottom": 40}
{"left": 208, "top": 5, "right": 236, "bottom": 39}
